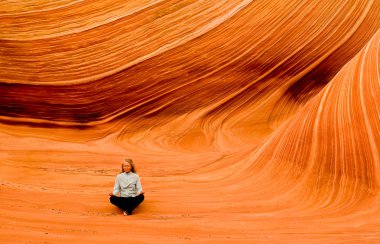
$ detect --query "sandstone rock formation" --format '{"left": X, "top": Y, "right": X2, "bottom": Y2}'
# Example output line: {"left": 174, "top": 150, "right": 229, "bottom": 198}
{"left": 1, "top": 0, "right": 379, "bottom": 242}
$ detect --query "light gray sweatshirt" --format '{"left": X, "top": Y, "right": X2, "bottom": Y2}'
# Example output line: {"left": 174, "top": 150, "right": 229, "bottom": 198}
{"left": 113, "top": 172, "right": 143, "bottom": 197}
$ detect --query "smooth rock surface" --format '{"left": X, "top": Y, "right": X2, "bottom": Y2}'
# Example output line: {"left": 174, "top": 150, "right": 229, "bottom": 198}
{"left": 1, "top": 0, "right": 380, "bottom": 243}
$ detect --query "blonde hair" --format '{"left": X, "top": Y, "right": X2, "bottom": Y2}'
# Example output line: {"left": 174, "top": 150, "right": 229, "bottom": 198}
{"left": 120, "top": 158, "right": 137, "bottom": 173}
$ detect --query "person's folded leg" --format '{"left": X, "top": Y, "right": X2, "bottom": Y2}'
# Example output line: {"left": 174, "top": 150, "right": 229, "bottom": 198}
{"left": 110, "top": 195, "right": 125, "bottom": 209}
{"left": 129, "top": 194, "right": 144, "bottom": 214}
{"left": 110, "top": 195, "right": 144, "bottom": 215}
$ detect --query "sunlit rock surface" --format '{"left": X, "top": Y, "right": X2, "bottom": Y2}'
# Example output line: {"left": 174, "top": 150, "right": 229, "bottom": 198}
{"left": 1, "top": 0, "right": 379, "bottom": 242}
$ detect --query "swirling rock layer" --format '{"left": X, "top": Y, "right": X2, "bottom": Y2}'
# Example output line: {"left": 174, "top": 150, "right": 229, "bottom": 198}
{"left": 0, "top": 0, "right": 379, "bottom": 242}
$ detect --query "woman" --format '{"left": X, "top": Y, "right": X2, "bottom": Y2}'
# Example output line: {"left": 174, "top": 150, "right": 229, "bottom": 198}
{"left": 109, "top": 159, "right": 144, "bottom": 215}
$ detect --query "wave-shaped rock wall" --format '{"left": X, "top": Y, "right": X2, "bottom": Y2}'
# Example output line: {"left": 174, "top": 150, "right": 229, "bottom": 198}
{"left": 1, "top": 0, "right": 379, "bottom": 242}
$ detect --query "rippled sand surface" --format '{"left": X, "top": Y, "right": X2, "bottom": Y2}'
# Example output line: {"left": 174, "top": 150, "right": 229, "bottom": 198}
{"left": 1, "top": 0, "right": 380, "bottom": 242}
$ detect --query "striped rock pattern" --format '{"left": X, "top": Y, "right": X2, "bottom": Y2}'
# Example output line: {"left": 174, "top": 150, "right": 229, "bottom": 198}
{"left": 0, "top": 0, "right": 379, "bottom": 242}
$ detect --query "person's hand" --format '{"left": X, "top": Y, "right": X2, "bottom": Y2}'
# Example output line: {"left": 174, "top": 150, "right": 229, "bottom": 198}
{"left": 138, "top": 191, "right": 145, "bottom": 195}
{"left": 109, "top": 192, "right": 114, "bottom": 196}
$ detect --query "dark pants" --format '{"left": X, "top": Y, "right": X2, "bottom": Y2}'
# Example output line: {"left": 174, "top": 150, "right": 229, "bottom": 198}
{"left": 110, "top": 194, "right": 144, "bottom": 215}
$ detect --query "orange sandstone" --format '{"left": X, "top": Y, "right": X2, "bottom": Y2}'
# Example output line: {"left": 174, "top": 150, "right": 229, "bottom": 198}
{"left": 0, "top": 0, "right": 380, "bottom": 243}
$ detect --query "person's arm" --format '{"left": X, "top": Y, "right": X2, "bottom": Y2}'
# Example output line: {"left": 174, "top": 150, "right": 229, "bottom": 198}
{"left": 136, "top": 175, "right": 144, "bottom": 195}
{"left": 109, "top": 175, "right": 120, "bottom": 196}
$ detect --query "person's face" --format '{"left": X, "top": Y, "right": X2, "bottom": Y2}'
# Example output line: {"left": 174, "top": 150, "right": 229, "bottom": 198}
{"left": 123, "top": 162, "right": 132, "bottom": 173}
